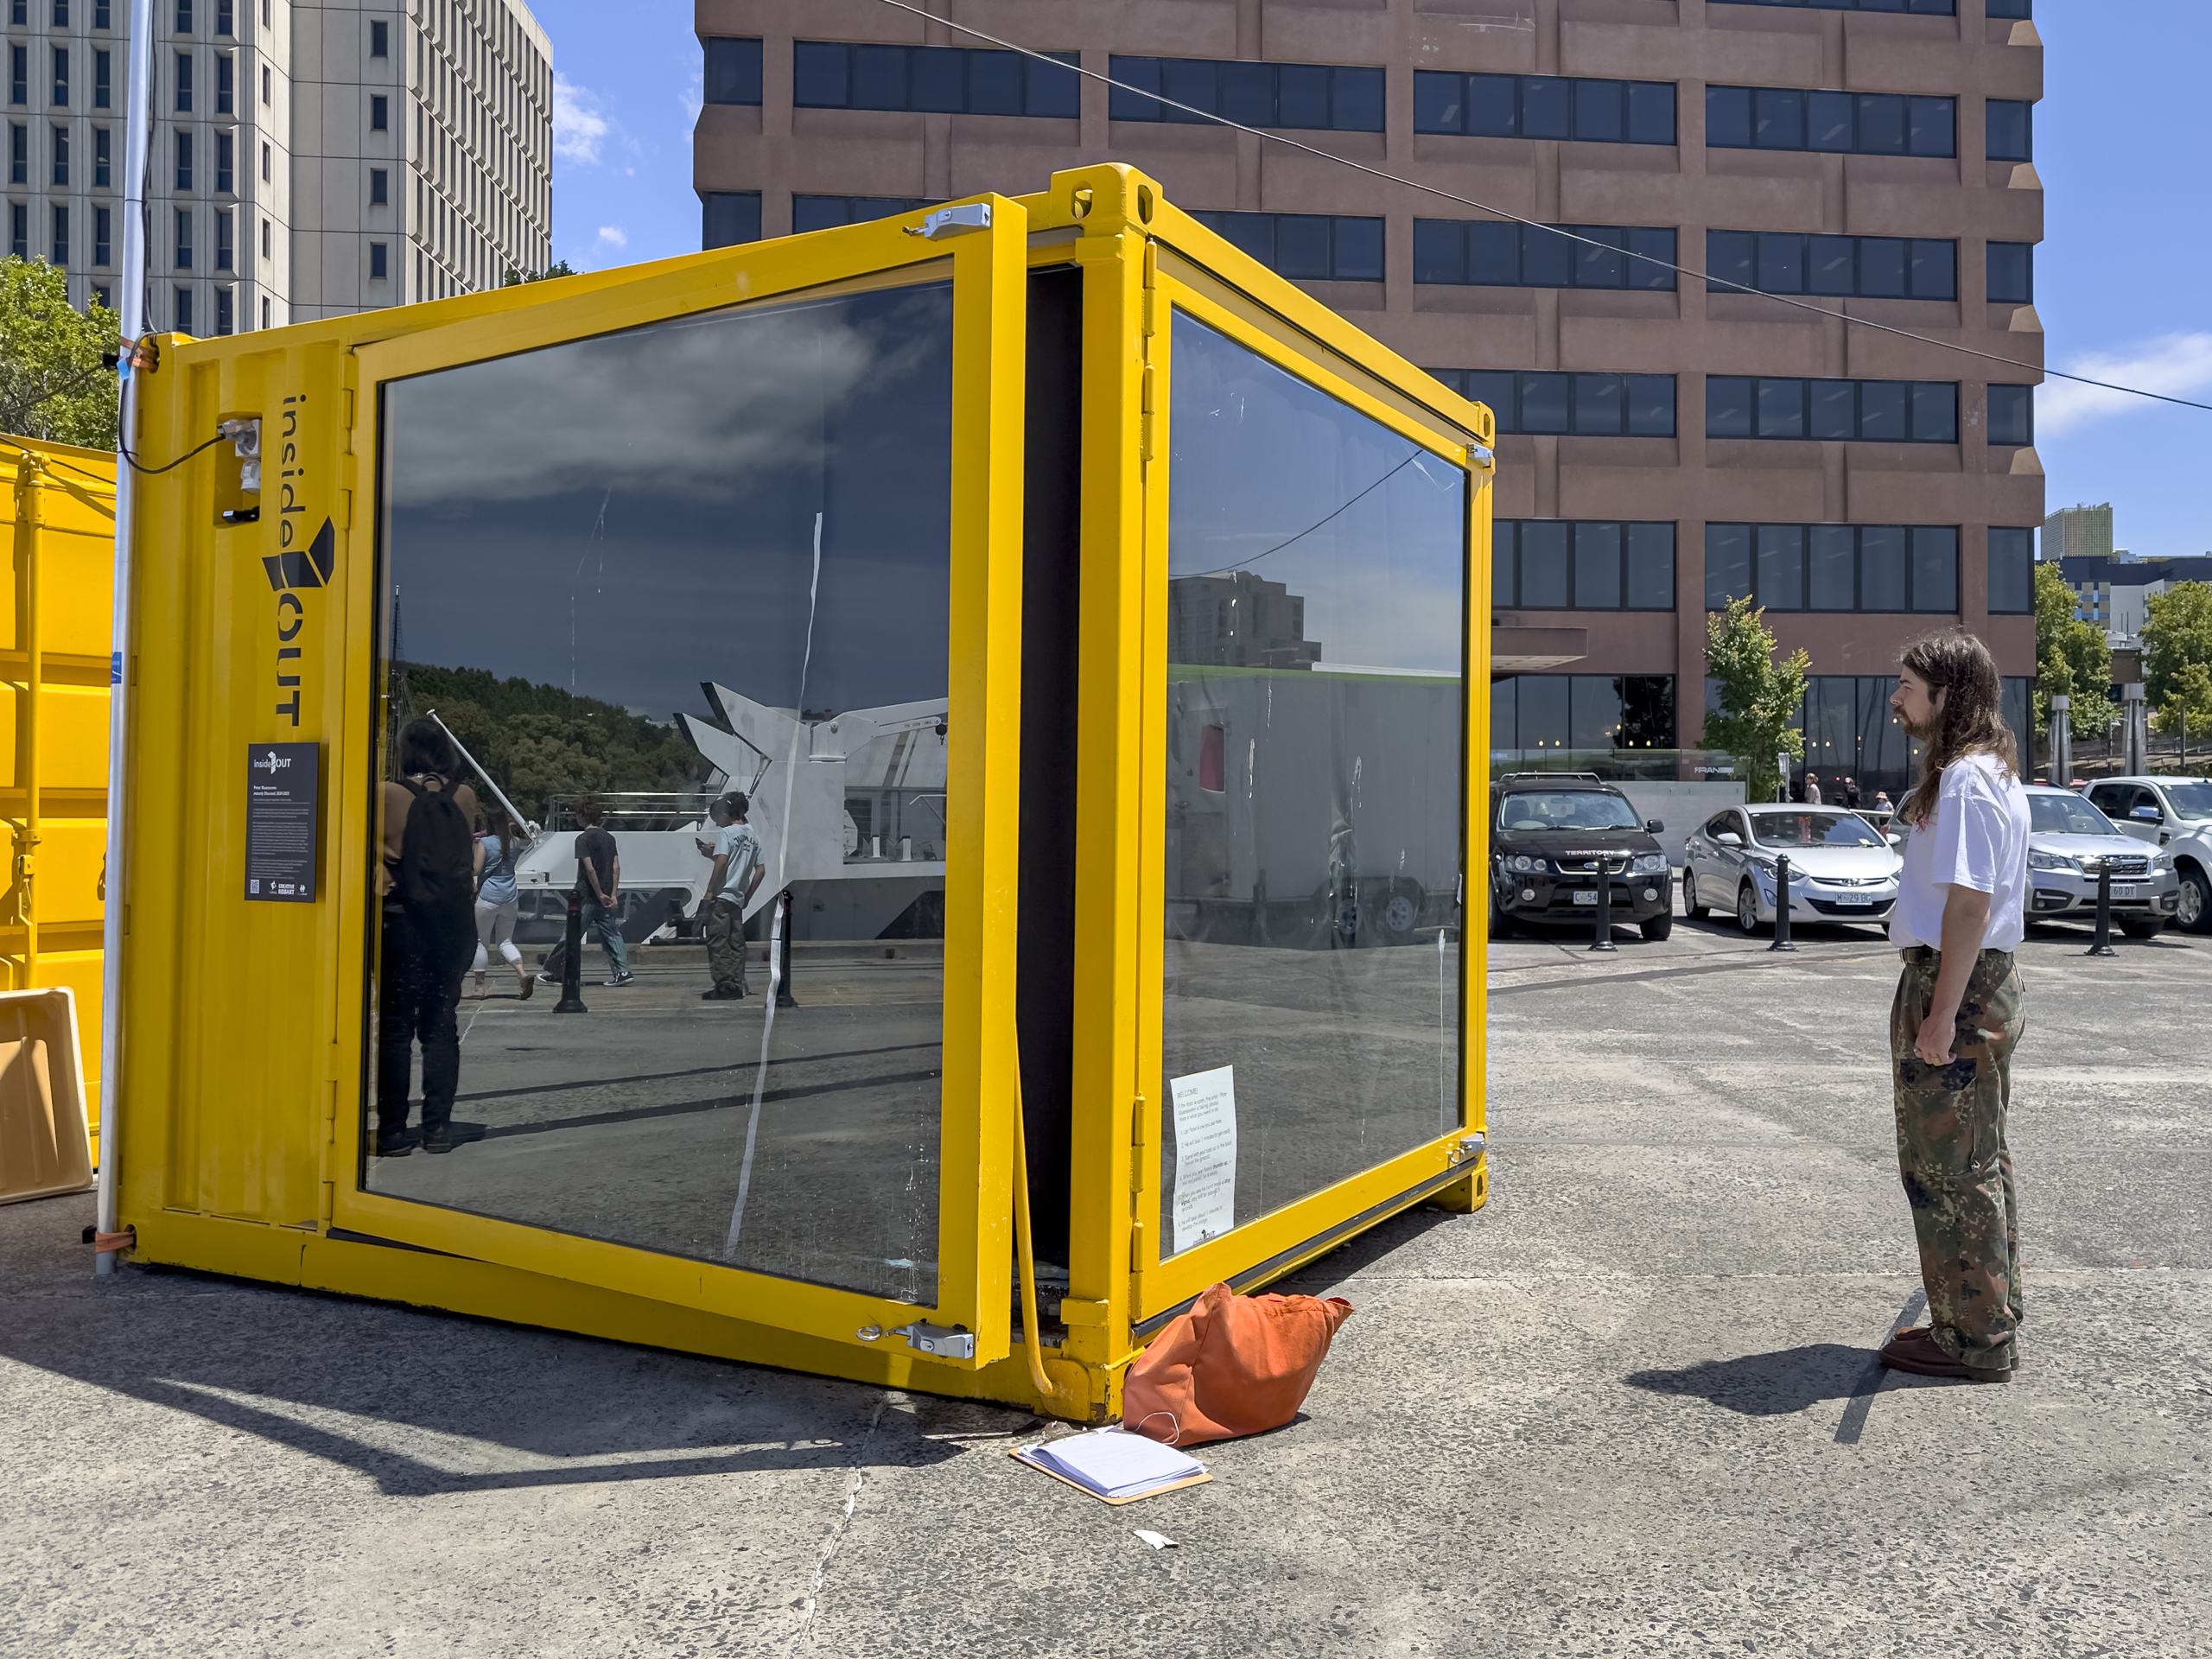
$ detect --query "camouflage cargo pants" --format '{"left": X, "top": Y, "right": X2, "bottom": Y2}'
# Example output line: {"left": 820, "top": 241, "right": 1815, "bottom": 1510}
{"left": 1890, "top": 946, "right": 2025, "bottom": 1372}
{"left": 704, "top": 899, "right": 749, "bottom": 995}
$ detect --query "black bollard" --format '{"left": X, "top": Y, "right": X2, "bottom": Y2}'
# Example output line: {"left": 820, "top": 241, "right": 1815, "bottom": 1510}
{"left": 775, "top": 889, "right": 799, "bottom": 1008}
{"left": 2087, "top": 859, "right": 2117, "bottom": 957}
{"left": 1769, "top": 854, "right": 1798, "bottom": 952}
{"left": 554, "top": 889, "right": 589, "bottom": 1013}
{"left": 1587, "top": 855, "right": 1618, "bottom": 952}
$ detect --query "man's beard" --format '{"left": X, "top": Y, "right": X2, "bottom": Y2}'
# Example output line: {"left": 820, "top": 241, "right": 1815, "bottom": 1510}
{"left": 1896, "top": 707, "right": 1936, "bottom": 742}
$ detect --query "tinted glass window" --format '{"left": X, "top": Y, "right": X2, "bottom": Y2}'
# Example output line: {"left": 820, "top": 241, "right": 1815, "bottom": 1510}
{"left": 1912, "top": 526, "right": 1958, "bottom": 612}
{"left": 1499, "top": 792, "right": 1639, "bottom": 831}
{"left": 703, "top": 37, "right": 761, "bottom": 105}
{"left": 1987, "top": 526, "right": 2033, "bottom": 613}
{"left": 1987, "top": 241, "right": 2034, "bottom": 305}
{"left": 1519, "top": 520, "right": 1570, "bottom": 607}
{"left": 1625, "top": 524, "right": 1674, "bottom": 608}
{"left": 1163, "top": 310, "right": 1467, "bottom": 1254}
{"left": 701, "top": 191, "right": 760, "bottom": 249}
{"left": 1113, "top": 54, "right": 1385, "bottom": 130}
{"left": 1416, "top": 71, "right": 1675, "bottom": 143}
{"left": 1859, "top": 526, "right": 1907, "bottom": 610}
{"left": 2028, "top": 792, "right": 2114, "bottom": 836}
{"left": 1710, "top": 523, "right": 1954, "bottom": 615}
{"left": 1809, "top": 524, "right": 1855, "bottom": 610}
{"left": 1986, "top": 99, "right": 2032, "bottom": 161}
{"left": 1708, "top": 84, "right": 1954, "bottom": 156}
{"left": 1707, "top": 523, "right": 1751, "bottom": 607}
{"left": 798, "top": 41, "right": 1078, "bottom": 116}
{"left": 1748, "top": 810, "right": 1884, "bottom": 847}
{"left": 1987, "top": 384, "right": 2033, "bottom": 447}
{"left": 1573, "top": 522, "right": 1622, "bottom": 608}
{"left": 1758, "top": 525, "right": 1805, "bottom": 610}
{"left": 371, "top": 283, "right": 958, "bottom": 1300}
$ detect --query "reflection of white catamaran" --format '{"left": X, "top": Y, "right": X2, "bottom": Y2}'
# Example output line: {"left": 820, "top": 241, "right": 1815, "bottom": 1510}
{"left": 480, "top": 683, "right": 951, "bottom": 945}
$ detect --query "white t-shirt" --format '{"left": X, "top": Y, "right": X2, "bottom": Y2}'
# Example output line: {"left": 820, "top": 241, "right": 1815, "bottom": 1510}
{"left": 698, "top": 821, "right": 761, "bottom": 906}
{"left": 1888, "top": 753, "right": 2031, "bottom": 952}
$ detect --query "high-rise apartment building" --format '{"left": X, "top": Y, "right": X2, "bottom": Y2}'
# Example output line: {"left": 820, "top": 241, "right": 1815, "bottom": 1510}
{"left": 693, "top": 0, "right": 2045, "bottom": 795}
{"left": 5, "top": 0, "right": 552, "bottom": 334}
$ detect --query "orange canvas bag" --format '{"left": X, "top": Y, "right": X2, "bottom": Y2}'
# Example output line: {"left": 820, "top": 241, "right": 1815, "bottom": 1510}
{"left": 1122, "top": 1281, "right": 1355, "bottom": 1446}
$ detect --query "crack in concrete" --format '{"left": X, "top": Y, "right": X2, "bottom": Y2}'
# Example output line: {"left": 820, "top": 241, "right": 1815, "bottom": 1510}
{"left": 787, "top": 1391, "right": 897, "bottom": 1654}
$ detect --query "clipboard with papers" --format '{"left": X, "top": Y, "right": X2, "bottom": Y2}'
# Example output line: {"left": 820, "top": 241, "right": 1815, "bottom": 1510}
{"left": 1008, "top": 1427, "right": 1212, "bottom": 1505}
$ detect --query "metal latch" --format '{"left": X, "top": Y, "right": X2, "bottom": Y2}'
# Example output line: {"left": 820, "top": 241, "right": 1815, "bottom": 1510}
{"left": 1467, "top": 443, "right": 1495, "bottom": 469}
{"left": 912, "top": 203, "right": 992, "bottom": 241}
{"left": 856, "top": 1320, "right": 976, "bottom": 1360}
{"left": 1450, "top": 1132, "right": 1488, "bottom": 1166}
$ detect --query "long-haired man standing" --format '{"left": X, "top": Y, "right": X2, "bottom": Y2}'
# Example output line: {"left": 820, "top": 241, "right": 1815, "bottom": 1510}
{"left": 1879, "top": 630, "right": 2032, "bottom": 1382}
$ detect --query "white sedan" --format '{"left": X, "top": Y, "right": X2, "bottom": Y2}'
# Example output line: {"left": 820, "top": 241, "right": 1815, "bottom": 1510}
{"left": 1682, "top": 804, "right": 1903, "bottom": 934}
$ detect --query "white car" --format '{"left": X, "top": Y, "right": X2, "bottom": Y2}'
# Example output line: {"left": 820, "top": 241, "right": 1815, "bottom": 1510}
{"left": 2024, "top": 785, "right": 2181, "bottom": 938}
{"left": 1681, "top": 804, "right": 1902, "bottom": 934}
{"left": 2080, "top": 776, "right": 2212, "bottom": 934}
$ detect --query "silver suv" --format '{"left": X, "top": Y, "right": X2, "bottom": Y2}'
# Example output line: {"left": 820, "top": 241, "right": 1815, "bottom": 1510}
{"left": 2024, "top": 786, "right": 2181, "bottom": 938}
{"left": 2082, "top": 777, "right": 2212, "bottom": 934}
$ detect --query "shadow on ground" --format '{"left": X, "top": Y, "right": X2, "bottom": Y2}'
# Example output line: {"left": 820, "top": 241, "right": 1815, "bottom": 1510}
{"left": 1624, "top": 1343, "right": 1877, "bottom": 1416}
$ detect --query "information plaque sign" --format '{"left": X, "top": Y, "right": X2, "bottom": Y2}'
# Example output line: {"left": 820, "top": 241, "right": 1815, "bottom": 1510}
{"left": 245, "top": 742, "right": 321, "bottom": 902}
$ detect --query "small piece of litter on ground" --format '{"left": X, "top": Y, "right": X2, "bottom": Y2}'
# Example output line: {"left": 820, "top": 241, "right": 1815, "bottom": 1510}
{"left": 1133, "top": 1529, "right": 1178, "bottom": 1550}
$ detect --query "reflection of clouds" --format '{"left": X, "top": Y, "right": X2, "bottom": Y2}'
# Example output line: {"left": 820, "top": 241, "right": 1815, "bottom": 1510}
{"left": 389, "top": 290, "right": 946, "bottom": 508}
{"left": 1168, "top": 313, "right": 1465, "bottom": 673}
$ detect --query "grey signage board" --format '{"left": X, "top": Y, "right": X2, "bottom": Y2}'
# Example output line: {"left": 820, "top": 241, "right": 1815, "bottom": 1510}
{"left": 245, "top": 741, "right": 321, "bottom": 902}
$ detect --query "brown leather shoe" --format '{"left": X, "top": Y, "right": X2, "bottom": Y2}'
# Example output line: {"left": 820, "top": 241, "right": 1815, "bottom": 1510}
{"left": 1878, "top": 1325, "right": 2011, "bottom": 1383}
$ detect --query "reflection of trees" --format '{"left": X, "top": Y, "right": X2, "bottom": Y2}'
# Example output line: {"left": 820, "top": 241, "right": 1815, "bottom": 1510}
{"left": 395, "top": 662, "right": 712, "bottom": 821}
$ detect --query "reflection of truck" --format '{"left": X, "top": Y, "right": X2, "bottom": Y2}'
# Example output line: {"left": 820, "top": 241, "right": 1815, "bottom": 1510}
{"left": 1166, "top": 667, "right": 1465, "bottom": 949}
{"left": 499, "top": 682, "right": 951, "bottom": 945}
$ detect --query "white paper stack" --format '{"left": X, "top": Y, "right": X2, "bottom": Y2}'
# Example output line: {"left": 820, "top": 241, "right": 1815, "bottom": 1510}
{"left": 1020, "top": 1427, "right": 1205, "bottom": 1500}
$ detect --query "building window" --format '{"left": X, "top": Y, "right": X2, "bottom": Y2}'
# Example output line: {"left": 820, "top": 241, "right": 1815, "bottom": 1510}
{"left": 7, "top": 125, "right": 22, "bottom": 186}
{"left": 258, "top": 215, "right": 266, "bottom": 256}
{"left": 49, "top": 123, "right": 64, "bottom": 184}
{"left": 1712, "top": 0, "right": 1955, "bottom": 10}
{"left": 93, "top": 203, "right": 108, "bottom": 264}
{"left": 1188, "top": 210, "right": 1383, "bottom": 282}
{"left": 369, "top": 239, "right": 388, "bottom": 279}
{"left": 52, "top": 0, "right": 66, "bottom": 21}
{"left": 175, "top": 0, "right": 189, "bottom": 30}
{"left": 7, "top": 47, "right": 21, "bottom": 109}
{"left": 9, "top": 201, "right": 24, "bottom": 258}
{"left": 1706, "top": 86, "right": 1955, "bottom": 157}
{"left": 1496, "top": 522, "right": 1675, "bottom": 611}
{"left": 215, "top": 130, "right": 231, "bottom": 191}
{"left": 792, "top": 41, "right": 1080, "bottom": 118}
{"left": 94, "top": 49, "right": 110, "bottom": 108}
{"left": 93, "top": 124, "right": 108, "bottom": 185}
{"left": 7, "top": 1, "right": 20, "bottom": 22}
{"left": 174, "top": 207, "right": 194, "bottom": 267}
{"left": 1707, "top": 230, "right": 1955, "bottom": 301}
{"left": 215, "top": 0, "right": 230, "bottom": 35}
{"left": 1986, "top": 99, "right": 2033, "bottom": 162}
{"left": 261, "top": 64, "right": 268, "bottom": 104}
{"left": 1109, "top": 55, "right": 1382, "bottom": 131}
{"left": 259, "top": 295, "right": 268, "bottom": 328}
{"left": 93, "top": 283, "right": 109, "bottom": 308}
{"left": 370, "top": 18, "right": 387, "bottom": 56}
{"left": 369, "top": 166, "right": 387, "bottom": 206}
{"left": 791, "top": 194, "right": 929, "bottom": 233}
{"left": 1493, "top": 675, "right": 1677, "bottom": 758}
{"left": 700, "top": 189, "right": 760, "bottom": 249}
{"left": 1987, "top": 0, "right": 2031, "bottom": 16}
{"left": 215, "top": 53, "right": 232, "bottom": 114}
{"left": 259, "top": 139, "right": 267, "bottom": 179}
{"left": 175, "top": 285, "right": 191, "bottom": 331}
{"left": 1988, "top": 529, "right": 2034, "bottom": 613}
{"left": 1428, "top": 368, "right": 1677, "bottom": 438}
{"left": 214, "top": 285, "right": 232, "bottom": 334}
{"left": 1414, "top": 72, "right": 1676, "bottom": 144}
{"left": 175, "top": 50, "right": 192, "bottom": 111}
{"left": 1707, "top": 377, "right": 1958, "bottom": 443}
{"left": 1986, "top": 241, "right": 2033, "bottom": 305}
{"left": 1707, "top": 524, "right": 1958, "bottom": 614}
{"left": 51, "top": 46, "right": 67, "bottom": 106}
{"left": 214, "top": 206, "right": 231, "bottom": 267}
{"left": 49, "top": 203, "right": 64, "bottom": 264}
{"left": 95, "top": 0, "right": 109, "bottom": 25}
{"left": 1415, "top": 220, "right": 1676, "bottom": 291}
{"left": 1987, "top": 385, "right": 2034, "bottom": 448}
{"left": 370, "top": 93, "right": 387, "bottom": 130}
{"left": 174, "top": 129, "right": 190, "bottom": 188}
{"left": 703, "top": 36, "right": 762, "bottom": 105}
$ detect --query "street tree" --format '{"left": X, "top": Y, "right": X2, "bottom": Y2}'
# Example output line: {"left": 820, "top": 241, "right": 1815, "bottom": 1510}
{"left": 0, "top": 257, "right": 118, "bottom": 448}
{"left": 1701, "top": 596, "right": 1808, "bottom": 803}
{"left": 500, "top": 260, "right": 579, "bottom": 286}
{"left": 2142, "top": 580, "right": 2212, "bottom": 712}
{"left": 2033, "top": 557, "right": 2114, "bottom": 740}
{"left": 2151, "top": 659, "right": 2212, "bottom": 748}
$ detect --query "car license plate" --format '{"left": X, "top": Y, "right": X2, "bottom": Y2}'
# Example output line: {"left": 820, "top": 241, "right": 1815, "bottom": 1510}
{"left": 2112, "top": 883, "right": 2138, "bottom": 899}
{"left": 1835, "top": 895, "right": 1874, "bottom": 907}
{"left": 1571, "top": 890, "right": 1600, "bottom": 906}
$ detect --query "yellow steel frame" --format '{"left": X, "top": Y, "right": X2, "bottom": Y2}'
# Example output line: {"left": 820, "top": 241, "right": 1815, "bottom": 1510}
{"left": 112, "top": 166, "right": 1489, "bottom": 1424}
{"left": 330, "top": 202, "right": 1033, "bottom": 1366}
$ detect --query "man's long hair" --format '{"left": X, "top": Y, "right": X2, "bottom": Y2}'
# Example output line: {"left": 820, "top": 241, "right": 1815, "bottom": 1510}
{"left": 1897, "top": 629, "right": 2018, "bottom": 827}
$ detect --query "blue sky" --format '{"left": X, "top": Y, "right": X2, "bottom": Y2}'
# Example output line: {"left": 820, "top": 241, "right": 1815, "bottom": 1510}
{"left": 535, "top": 0, "right": 2209, "bottom": 562}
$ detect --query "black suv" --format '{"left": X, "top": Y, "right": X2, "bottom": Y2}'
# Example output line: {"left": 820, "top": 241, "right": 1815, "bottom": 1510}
{"left": 1489, "top": 773, "right": 1672, "bottom": 940}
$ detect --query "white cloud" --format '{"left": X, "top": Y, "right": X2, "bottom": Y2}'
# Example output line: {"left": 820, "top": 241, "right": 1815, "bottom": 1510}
{"left": 677, "top": 64, "right": 703, "bottom": 124}
{"left": 553, "top": 73, "right": 609, "bottom": 165}
{"left": 2037, "top": 332, "right": 2212, "bottom": 439}
{"left": 594, "top": 226, "right": 628, "bottom": 250}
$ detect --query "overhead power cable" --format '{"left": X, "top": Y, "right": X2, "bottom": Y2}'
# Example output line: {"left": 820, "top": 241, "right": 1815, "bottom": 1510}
{"left": 871, "top": 0, "right": 2212, "bottom": 416}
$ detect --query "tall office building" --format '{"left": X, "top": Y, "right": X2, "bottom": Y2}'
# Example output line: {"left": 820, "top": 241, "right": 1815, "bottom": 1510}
{"left": 693, "top": 0, "right": 2045, "bottom": 793}
{"left": 5, "top": 0, "right": 553, "bottom": 334}
{"left": 2044, "top": 501, "right": 2113, "bottom": 563}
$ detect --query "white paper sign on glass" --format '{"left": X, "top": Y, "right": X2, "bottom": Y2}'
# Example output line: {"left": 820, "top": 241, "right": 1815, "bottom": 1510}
{"left": 1169, "top": 1065, "right": 1238, "bottom": 1254}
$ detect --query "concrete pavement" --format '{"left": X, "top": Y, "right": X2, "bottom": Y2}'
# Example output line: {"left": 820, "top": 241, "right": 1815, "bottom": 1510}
{"left": 3, "top": 908, "right": 2208, "bottom": 1656}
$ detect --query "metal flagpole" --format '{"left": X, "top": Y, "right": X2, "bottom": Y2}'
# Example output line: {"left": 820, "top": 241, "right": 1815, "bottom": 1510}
{"left": 94, "top": 0, "right": 158, "bottom": 1276}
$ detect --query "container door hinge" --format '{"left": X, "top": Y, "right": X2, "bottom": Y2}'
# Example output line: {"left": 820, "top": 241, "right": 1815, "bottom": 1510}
{"left": 855, "top": 1320, "right": 975, "bottom": 1360}
{"left": 1129, "top": 1218, "right": 1147, "bottom": 1273}
{"left": 1450, "top": 1132, "right": 1488, "bottom": 1166}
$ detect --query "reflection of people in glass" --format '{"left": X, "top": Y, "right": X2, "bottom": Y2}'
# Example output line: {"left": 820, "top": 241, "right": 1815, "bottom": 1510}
{"left": 574, "top": 798, "right": 632, "bottom": 988}
{"left": 698, "top": 792, "right": 766, "bottom": 1001}
{"left": 470, "top": 805, "right": 531, "bottom": 1001}
{"left": 377, "top": 720, "right": 481, "bottom": 1157}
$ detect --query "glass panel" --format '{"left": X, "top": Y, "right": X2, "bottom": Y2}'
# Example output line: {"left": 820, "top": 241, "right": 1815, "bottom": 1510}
{"left": 1858, "top": 238, "right": 1906, "bottom": 298}
{"left": 1413, "top": 69, "right": 1462, "bottom": 135}
{"left": 1628, "top": 227, "right": 1676, "bottom": 290}
{"left": 1624, "top": 523, "right": 1674, "bottom": 608}
{"left": 1491, "top": 674, "right": 1516, "bottom": 755}
{"left": 1273, "top": 214, "right": 1331, "bottom": 280}
{"left": 1859, "top": 525, "right": 1908, "bottom": 609}
{"left": 1706, "top": 85, "right": 1752, "bottom": 149}
{"left": 1570, "top": 675, "right": 1622, "bottom": 749}
{"left": 1522, "top": 75, "right": 1572, "bottom": 139}
{"left": 1333, "top": 217, "right": 1384, "bottom": 283}
{"left": 1807, "top": 235, "right": 1854, "bottom": 296}
{"left": 1706, "top": 523, "right": 1751, "bottom": 608}
{"left": 1519, "top": 520, "right": 1570, "bottom": 607}
{"left": 1519, "top": 372, "right": 1569, "bottom": 434}
{"left": 1413, "top": 219, "right": 1464, "bottom": 285}
{"left": 1807, "top": 90, "right": 1853, "bottom": 152}
{"left": 1754, "top": 86, "right": 1805, "bottom": 149}
{"left": 1757, "top": 524, "right": 1805, "bottom": 610}
{"left": 1756, "top": 377, "right": 1806, "bottom": 440}
{"left": 1467, "top": 73, "right": 1516, "bottom": 137}
{"left": 1988, "top": 526, "right": 2033, "bottom": 613}
{"left": 1809, "top": 378, "right": 1856, "bottom": 440}
{"left": 1573, "top": 78, "right": 1623, "bottom": 143}
{"left": 1276, "top": 63, "right": 1330, "bottom": 130}
{"left": 1911, "top": 381, "right": 1957, "bottom": 443}
{"left": 1493, "top": 522, "right": 1516, "bottom": 606}
{"left": 1707, "top": 376, "right": 1752, "bottom": 439}
{"left": 1627, "top": 375, "right": 1675, "bottom": 436}
{"left": 1161, "top": 311, "right": 1467, "bottom": 1255}
{"left": 1517, "top": 674, "right": 1569, "bottom": 749}
{"left": 1912, "top": 525, "right": 1958, "bottom": 612}
{"left": 1573, "top": 522, "right": 1622, "bottom": 608}
{"left": 1574, "top": 225, "right": 1625, "bottom": 289}
{"left": 1522, "top": 224, "right": 1573, "bottom": 288}
{"left": 1856, "top": 93, "right": 1906, "bottom": 156}
{"left": 1858, "top": 380, "right": 1908, "bottom": 442}
{"left": 1573, "top": 372, "right": 1624, "bottom": 435}
{"left": 1910, "top": 95, "right": 1956, "bottom": 158}
{"left": 370, "top": 283, "right": 957, "bottom": 1306}
{"left": 1626, "top": 81, "right": 1675, "bottom": 145}
{"left": 1809, "top": 524, "right": 1856, "bottom": 610}
{"left": 1470, "top": 220, "right": 1518, "bottom": 284}
{"left": 1910, "top": 239, "right": 1956, "bottom": 300}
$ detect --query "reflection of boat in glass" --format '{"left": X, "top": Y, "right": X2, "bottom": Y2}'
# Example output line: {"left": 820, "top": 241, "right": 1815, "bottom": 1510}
{"left": 502, "top": 681, "right": 951, "bottom": 944}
